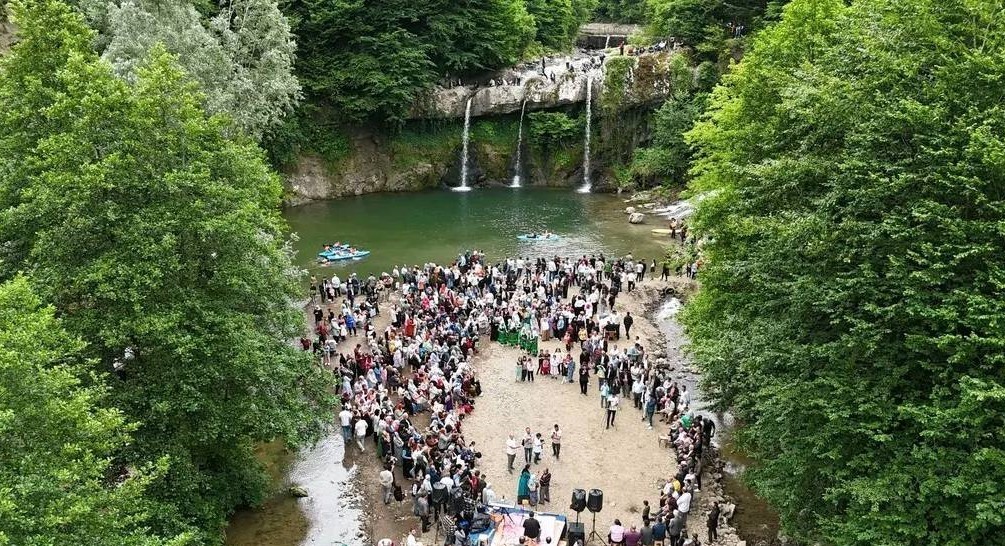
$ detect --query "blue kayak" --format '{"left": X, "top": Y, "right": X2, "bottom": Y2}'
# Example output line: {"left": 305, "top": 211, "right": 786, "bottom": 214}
{"left": 318, "top": 250, "right": 371, "bottom": 261}
{"left": 517, "top": 234, "right": 560, "bottom": 241}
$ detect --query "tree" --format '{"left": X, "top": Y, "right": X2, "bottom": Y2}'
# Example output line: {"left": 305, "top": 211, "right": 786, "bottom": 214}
{"left": 529, "top": 111, "right": 581, "bottom": 156}
{"left": 285, "top": 0, "right": 535, "bottom": 125}
{"left": 629, "top": 92, "right": 705, "bottom": 187}
{"left": 0, "top": 0, "right": 335, "bottom": 540}
{"left": 683, "top": 0, "right": 1005, "bottom": 544}
{"left": 77, "top": 0, "right": 301, "bottom": 140}
{"left": 593, "top": 0, "right": 646, "bottom": 23}
{"left": 0, "top": 277, "right": 190, "bottom": 546}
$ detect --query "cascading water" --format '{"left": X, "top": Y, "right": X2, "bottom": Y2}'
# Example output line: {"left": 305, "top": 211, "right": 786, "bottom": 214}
{"left": 605, "top": 35, "right": 611, "bottom": 49}
{"left": 511, "top": 99, "right": 527, "bottom": 188}
{"left": 454, "top": 98, "right": 474, "bottom": 192}
{"left": 577, "top": 77, "right": 593, "bottom": 193}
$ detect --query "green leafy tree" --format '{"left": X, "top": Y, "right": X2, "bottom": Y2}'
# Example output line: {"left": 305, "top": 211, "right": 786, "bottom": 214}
{"left": 0, "top": 0, "right": 335, "bottom": 540}
{"left": 286, "top": 0, "right": 535, "bottom": 125}
{"left": 629, "top": 92, "right": 705, "bottom": 187}
{"left": 77, "top": 0, "right": 301, "bottom": 140}
{"left": 593, "top": 0, "right": 646, "bottom": 23}
{"left": 529, "top": 111, "right": 581, "bottom": 156}
{"left": 0, "top": 277, "right": 191, "bottom": 546}
{"left": 684, "top": 0, "right": 1005, "bottom": 544}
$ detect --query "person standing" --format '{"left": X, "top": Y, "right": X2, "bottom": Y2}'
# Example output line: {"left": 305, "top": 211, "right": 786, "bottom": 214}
{"left": 353, "top": 416, "right": 368, "bottom": 451}
{"left": 517, "top": 465, "right": 531, "bottom": 505}
{"left": 579, "top": 360, "right": 590, "bottom": 395}
{"left": 550, "top": 424, "right": 562, "bottom": 459}
{"left": 539, "top": 468, "right": 551, "bottom": 504}
{"left": 609, "top": 519, "right": 626, "bottom": 546}
{"left": 339, "top": 406, "right": 353, "bottom": 443}
{"left": 523, "top": 428, "right": 534, "bottom": 464}
{"left": 640, "top": 520, "right": 655, "bottom": 546}
{"left": 707, "top": 502, "right": 720, "bottom": 543}
{"left": 661, "top": 261, "right": 670, "bottom": 281}
{"left": 667, "top": 511, "right": 683, "bottom": 546}
{"left": 623, "top": 312, "right": 634, "bottom": 339}
{"left": 652, "top": 517, "right": 666, "bottom": 546}
{"left": 606, "top": 392, "right": 620, "bottom": 429}
{"left": 414, "top": 492, "right": 430, "bottom": 533}
{"left": 645, "top": 392, "right": 657, "bottom": 429}
{"left": 523, "top": 511, "right": 542, "bottom": 542}
{"left": 506, "top": 434, "right": 519, "bottom": 473}
{"left": 676, "top": 488, "right": 692, "bottom": 524}
{"left": 625, "top": 525, "right": 642, "bottom": 546}
{"left": 533, "top": 433, "right": 544, "bottom": 464}
{"left": 379, "top": 467, "right": 394, "bottom": 504}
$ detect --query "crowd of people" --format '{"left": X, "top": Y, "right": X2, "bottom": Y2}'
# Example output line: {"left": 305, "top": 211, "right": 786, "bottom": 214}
{"left": 310, "top": 249, "right": 722, "bottom": 546}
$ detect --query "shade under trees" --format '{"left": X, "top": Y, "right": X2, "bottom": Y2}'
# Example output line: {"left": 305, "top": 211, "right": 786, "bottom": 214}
{"left": 683, "top": 0, "right": 1005, "bottom": 544}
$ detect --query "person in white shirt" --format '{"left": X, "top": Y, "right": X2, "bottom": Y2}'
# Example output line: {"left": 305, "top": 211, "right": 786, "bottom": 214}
{"left": 609, "top": 519, "right": 626, "bottom": 545}
{"left": 606, "top": 393, "right": 620, "bottom": 429}
{"left": 379, "top": 468, "right": 394, "bottom": 504}
{"left": 506, "top": 434, "right": 519, "bottom": 473}
{"left": 354, "top": 418, "right": 368, "bottom": 451}
{"left": 405, "top": 529, "right": 423, "bottom": 546}
{"left": 339, "top": 408, "right": 353, "bottom": 443}
{"left": 677, "top": 489, "right": 692, "bottom": 515}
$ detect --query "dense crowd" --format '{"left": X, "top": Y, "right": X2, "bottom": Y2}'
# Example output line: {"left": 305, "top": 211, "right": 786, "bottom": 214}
{"left": 307, "top": 251, "right": 719, "bottom": 546}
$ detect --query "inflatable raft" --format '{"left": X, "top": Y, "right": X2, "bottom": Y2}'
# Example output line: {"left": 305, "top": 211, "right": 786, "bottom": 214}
{"left": 651, "top": 229, "right": 673, "bottom": 235}
{"left": 317, "top": 249, "right": 371, "bottom": 261}
{"left": 517, "top": 234, "right": 560, "bottom": 241}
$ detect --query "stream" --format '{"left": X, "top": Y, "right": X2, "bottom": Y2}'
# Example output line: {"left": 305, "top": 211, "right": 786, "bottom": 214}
{"left": 654, "top": 299, "right": 781, "bottom": 546}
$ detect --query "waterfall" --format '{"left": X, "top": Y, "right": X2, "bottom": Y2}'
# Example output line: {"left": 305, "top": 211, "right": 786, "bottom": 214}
{"left": 511, "top": 99, "right": 527, "bottom": 188}
{"left": 578, "top": 77, "right": 593, "bottom": 193}
{"left": 605, "top": 35, "right": 611, "bottom": 49}
{"left": 454, "top": 98, "right": 474, "bottom": 192}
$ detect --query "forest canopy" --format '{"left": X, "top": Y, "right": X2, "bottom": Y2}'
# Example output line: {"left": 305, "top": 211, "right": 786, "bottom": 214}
{"left": 682, "top": 0, "right": 1005, "bottom": 544}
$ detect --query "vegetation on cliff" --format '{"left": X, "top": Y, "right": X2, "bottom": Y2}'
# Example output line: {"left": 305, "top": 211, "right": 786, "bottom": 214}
{"left": 682, "top": 0, "right": 1005, "bottom": 544}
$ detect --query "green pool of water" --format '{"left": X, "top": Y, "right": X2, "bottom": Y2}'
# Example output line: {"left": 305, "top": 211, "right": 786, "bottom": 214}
{"left": 283, "top": 187, "right": 668, "bottom": 276}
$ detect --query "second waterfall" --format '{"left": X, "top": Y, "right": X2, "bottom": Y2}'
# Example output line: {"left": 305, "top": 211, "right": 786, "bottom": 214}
{"left": 578, "top": 77, "right": 593, "bottom": 193}
{"left": 511, "top": 99, "right": 527, "bottom": 188}
{"left": 454, "top": 98, "right": 474, "bottom": 192}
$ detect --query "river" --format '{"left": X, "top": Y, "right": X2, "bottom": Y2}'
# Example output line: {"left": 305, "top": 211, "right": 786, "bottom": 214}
{"left": 283, "top": 188, "right": 667, "bottom": 276}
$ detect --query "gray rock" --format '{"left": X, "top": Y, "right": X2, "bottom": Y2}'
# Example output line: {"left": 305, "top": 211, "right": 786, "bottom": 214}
{"left": 629, "top": 212, "right": 645, "bottom": 224}
{"left": 288, "top": 485, "right": 309, "bottom": 498}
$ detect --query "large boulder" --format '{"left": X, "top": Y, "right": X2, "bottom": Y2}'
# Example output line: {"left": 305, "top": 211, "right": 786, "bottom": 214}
{"left": 625, "top": 206, "right": 637, "bottom": 214}
{"left": 628, "top": 212, "right": 645, "bottom": 224}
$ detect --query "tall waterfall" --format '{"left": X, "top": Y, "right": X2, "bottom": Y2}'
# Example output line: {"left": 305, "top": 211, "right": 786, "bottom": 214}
{"left": 605, "top": 35, "right": 611, "bottom": 49}
{"left": 511, "top": 99, "right": 527, "bottom": 188}
{"left": 454, "top": 98, "right": 474, "bottom": 192}
{"left": 578, "top": 77, "right": 593, "bottom": 193}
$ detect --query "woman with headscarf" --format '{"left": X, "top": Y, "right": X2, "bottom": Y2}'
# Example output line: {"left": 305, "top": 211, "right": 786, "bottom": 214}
{"left": 516, "top": 465, "right": 531, "bottom": 505}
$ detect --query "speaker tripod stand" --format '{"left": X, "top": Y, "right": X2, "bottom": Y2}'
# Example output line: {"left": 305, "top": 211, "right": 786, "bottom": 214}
{"left": 586, "top": 511, "right": 605, "bottom": 544}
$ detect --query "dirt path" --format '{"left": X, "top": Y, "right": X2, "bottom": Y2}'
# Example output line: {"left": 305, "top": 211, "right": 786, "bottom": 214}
{"left": 461, "top": 280, "right": 676, "bottom": 531}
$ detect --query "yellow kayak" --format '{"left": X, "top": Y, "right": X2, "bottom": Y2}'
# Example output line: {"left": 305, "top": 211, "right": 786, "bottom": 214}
{"left": 651, "top": 229, "right": 673, "bottom": 235}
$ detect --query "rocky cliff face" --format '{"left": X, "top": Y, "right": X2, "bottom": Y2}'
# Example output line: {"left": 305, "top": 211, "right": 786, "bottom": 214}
{"left": 412, "top": 72, "right": 602, "bottom": 119}
{"left": 284, "top": 134, "right": 448, "bottom": 204}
